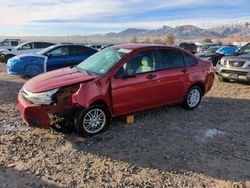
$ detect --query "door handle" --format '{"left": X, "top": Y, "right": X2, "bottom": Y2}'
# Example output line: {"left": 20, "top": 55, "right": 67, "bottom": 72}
{"left": 181, "top": 68, "right": 188, "bottom": 73}
{"left": 146, "top": 74, "right": 156, "bottom": 79}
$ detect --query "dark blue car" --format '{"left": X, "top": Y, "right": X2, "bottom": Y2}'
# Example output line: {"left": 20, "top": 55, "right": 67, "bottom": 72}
{"left": 7, "top": 44, "right": 97, "bottom": 77}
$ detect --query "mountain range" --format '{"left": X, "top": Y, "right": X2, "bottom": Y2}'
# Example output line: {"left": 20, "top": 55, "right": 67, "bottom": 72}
{"left": 1, "top": 23, "right": 249, "bottom": 44}
{"left": 104, "top": 23, "right": 250, "bottom": 40}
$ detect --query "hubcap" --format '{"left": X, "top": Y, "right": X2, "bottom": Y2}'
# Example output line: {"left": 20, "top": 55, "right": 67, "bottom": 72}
{"left": 82, "top": 109, "right": 106, "bottom": 134}
{"left": 187, "top": 89, "right": 200, "bottom": 108}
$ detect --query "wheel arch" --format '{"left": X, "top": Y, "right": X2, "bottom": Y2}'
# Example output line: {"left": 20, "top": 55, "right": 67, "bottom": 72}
{"left": 90, "top": 99, "right": 111, "bottom": 114}
{"left": 4, "top": 54, "right": 15, "bottom": 62}
{"left": 188, "top": 82, "right": 205, "bottom": 96}
{"left": 6, "top": 54, "right": 15, "bottom": 57}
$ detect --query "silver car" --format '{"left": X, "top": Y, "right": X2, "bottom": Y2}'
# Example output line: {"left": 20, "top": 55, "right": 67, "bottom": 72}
{"left": 216, "top": 43, "right": 250, "bottom": 82}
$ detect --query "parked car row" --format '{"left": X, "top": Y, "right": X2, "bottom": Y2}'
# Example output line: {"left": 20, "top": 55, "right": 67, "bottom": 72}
{"left": 7, "top": 44, "right": 97, "bottom": 77}
{"left": 87, "top": 44, "right": 113, "bottom": 51}
{"left": 0, "top": 41, "right": 56, "bottom": 63}
{"left": 197, "top": 45, "right": 239, "bottom": 65}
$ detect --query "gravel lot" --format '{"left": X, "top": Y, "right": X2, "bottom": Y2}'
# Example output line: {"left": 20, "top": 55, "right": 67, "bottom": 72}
{"left": 0, "top": 63, "right": 250, "bottom": 187}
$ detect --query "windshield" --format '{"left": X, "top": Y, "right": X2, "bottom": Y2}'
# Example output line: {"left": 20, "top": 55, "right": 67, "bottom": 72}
{"left": 0, "top": 40, "right": 9, "bottom": 46}
{"left": 217, "top": 46, "right": 237, "bottom": 55}
{"left": 14, "top": 42, "right": 28, "bottom": 49}
{"left": 76, "top": 47, "right": 131, "bottom": 75}
{"left": 204, "top": 47, "right": 220, "bottom": 53}
{"left": 237, "top": 44, "right": 250, "bottom": 54}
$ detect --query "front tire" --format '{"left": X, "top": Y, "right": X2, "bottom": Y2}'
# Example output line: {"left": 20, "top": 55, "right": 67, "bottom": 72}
{"left": 74, "top": 105, "right": 110, "bottom": 136}
{"left": 182, "top": 86, "right": 202, "bottom": 110}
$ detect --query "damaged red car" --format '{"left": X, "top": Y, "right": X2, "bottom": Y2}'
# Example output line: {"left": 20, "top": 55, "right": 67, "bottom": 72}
{"left": 18, "top": 44, "right": 214, "bottom": 136}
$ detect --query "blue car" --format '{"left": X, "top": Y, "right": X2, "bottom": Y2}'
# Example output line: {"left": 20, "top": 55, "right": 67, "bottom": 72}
{"left": 216, "top": 45, "right": 238, "bottom": 56}
{"left": 7, "top": 44, "right": 97, "bottom": 77}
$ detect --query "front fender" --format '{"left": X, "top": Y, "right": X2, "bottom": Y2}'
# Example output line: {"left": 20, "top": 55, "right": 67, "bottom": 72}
{"left": 72, "top": 80, "right": 112, "bottom": 112}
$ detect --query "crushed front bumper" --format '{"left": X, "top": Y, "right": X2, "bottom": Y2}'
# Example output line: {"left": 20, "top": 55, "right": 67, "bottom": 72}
{"left": 18, "top": 92, "right": 51, "bottom": 128}
{"left": 18, "top": 91, "right": 76, "bottom": 129}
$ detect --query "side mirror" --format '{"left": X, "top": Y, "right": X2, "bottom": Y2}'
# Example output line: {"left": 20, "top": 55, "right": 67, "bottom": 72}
{"left": 115, "top": 68, "right": 136, "bottom": 79}
{"left": 123, "top": 69, "right": 136, "bottom": 78}
{"left": 46, "top": 53, "right": 52, "bottom": 57}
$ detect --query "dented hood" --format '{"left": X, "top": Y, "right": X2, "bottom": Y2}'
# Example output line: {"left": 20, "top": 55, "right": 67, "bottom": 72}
{"left": 24, "top": 67, "right": 98, "bottom": 93}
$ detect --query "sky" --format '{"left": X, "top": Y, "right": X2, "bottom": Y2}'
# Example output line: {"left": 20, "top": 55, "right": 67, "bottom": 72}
{"left": 0, "top": 0, "right": 250, "bottom": 36}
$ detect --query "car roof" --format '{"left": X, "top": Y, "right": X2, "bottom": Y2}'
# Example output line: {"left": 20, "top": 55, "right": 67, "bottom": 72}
{"left": 112, "top": 43, "right": 169, "bottom": 50}
{"left": 16, "top": 41, "right": 56, "bottom": 47}
{"left": 49, "top": 43, "right": 89, "bottom": 48}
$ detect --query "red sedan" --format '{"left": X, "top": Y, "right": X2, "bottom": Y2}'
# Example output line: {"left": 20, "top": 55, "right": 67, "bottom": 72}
{"left": 18, "top": 44, "right": 214, "bottom": 136}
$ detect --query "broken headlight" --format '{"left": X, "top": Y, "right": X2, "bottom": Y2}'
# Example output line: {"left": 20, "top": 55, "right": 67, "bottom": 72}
{"left": 22, "top": 88, "right": 59, "bottom": 105}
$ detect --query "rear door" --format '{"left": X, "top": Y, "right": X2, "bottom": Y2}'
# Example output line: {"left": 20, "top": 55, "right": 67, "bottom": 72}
{"left": 156, "top": 49, "right": 188, "bottom": 104}
{"left": 34, "top": 42, "right": 54, "bottom": 50}
{"left": 111, "top": 50, "right": 160, "bottom": 115}
{"left": 66, "top": 46, "right": 96, "bottom": 67}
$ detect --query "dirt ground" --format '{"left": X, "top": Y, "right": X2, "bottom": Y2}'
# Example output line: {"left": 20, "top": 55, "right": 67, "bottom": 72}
{"left": 0, "top": 63, "right": 250, "bottom": 187}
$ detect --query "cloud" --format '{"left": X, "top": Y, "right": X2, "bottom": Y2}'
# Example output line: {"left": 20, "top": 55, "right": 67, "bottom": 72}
{"left": 0, "top": 0, "right": 249, "bottom": 35}
{"left": 0, "top": 0, "right": 231, "bottom": 25}
{"left": 30, "top": 16, "right": 250, "bottom": 29}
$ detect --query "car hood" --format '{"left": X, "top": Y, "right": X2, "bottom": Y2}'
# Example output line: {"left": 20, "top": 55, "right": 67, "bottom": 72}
{"left": 222, "top": 54, "right": 250, "bottom": 61}
{"left": 24, "top": 67, "right": 98, "bottom": 93}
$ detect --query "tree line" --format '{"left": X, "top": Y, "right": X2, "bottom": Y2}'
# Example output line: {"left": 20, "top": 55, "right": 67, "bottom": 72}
{"left": 129, "top": 36, "right": 175, "bottom": 45}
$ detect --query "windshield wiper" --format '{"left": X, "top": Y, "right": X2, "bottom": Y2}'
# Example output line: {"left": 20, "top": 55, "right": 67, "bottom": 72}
{"left": 74, "top": 66, "right": 85, "bottom": 73}
{"left": 74, "top": 66, "right": 95, "bottom": 76}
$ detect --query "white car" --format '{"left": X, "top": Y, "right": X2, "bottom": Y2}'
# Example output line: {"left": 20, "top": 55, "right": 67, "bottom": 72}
{"left": 0, "top": 41, "right": 55, "bottom": 63}
{"left": 0, "top": 39, "right": 21, "bottom": 51}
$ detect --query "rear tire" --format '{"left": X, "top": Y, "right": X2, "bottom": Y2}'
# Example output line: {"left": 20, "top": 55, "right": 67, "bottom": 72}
{"left": 218, "top": 76, "right": 230, "bottom": 82}
{"left": 182, "top": 86, "right": 202, "bottom": 110}
{"left": 74, "top": 105, "right": 110, "bottom": 136}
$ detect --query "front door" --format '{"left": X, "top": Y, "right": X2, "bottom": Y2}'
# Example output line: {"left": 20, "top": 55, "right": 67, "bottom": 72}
{"left": 46, "top": 46, "right": 71, "bottom": 71}
{"left": 111, "top": 50, "right": 160, "bottom": 115}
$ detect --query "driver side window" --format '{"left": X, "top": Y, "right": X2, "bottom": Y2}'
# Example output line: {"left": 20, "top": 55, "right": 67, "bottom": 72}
{"left": 21, "top": 43, "right": 32, "bottom": 50}
{"left": 48, "top": 46, "right": 69, "bottom": 57}
{"left": 241, "top": 45, "right": 250, "bottom": 54}
{"left": 118, "top": 50, "right": 155, "bottom": 77}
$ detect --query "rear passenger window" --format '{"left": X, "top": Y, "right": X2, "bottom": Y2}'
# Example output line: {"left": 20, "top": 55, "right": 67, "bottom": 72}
{"left": 70, "top": 46, "right": 95, "bottom": 55}
{"left": 34, "top": 42, "right": 54, "bottom": 49}
{"left": 157, "top": 50, "right": 184, "bottom": 70}
{"left": 11, "top": 41, "right": 18, "bottom": 46}
{"left": 48, "top": 46, "right": 70, "bottom": 56}
{"left": 183, "top": 53, "right": 197, "bottom": 66}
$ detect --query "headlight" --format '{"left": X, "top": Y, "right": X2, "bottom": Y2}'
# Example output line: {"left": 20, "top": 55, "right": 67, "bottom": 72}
{"left": 22, "top": 88, "right": 59, "bottom": 105}
{"left": 220, "top": 59, "right": 227, "bottom": 66}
